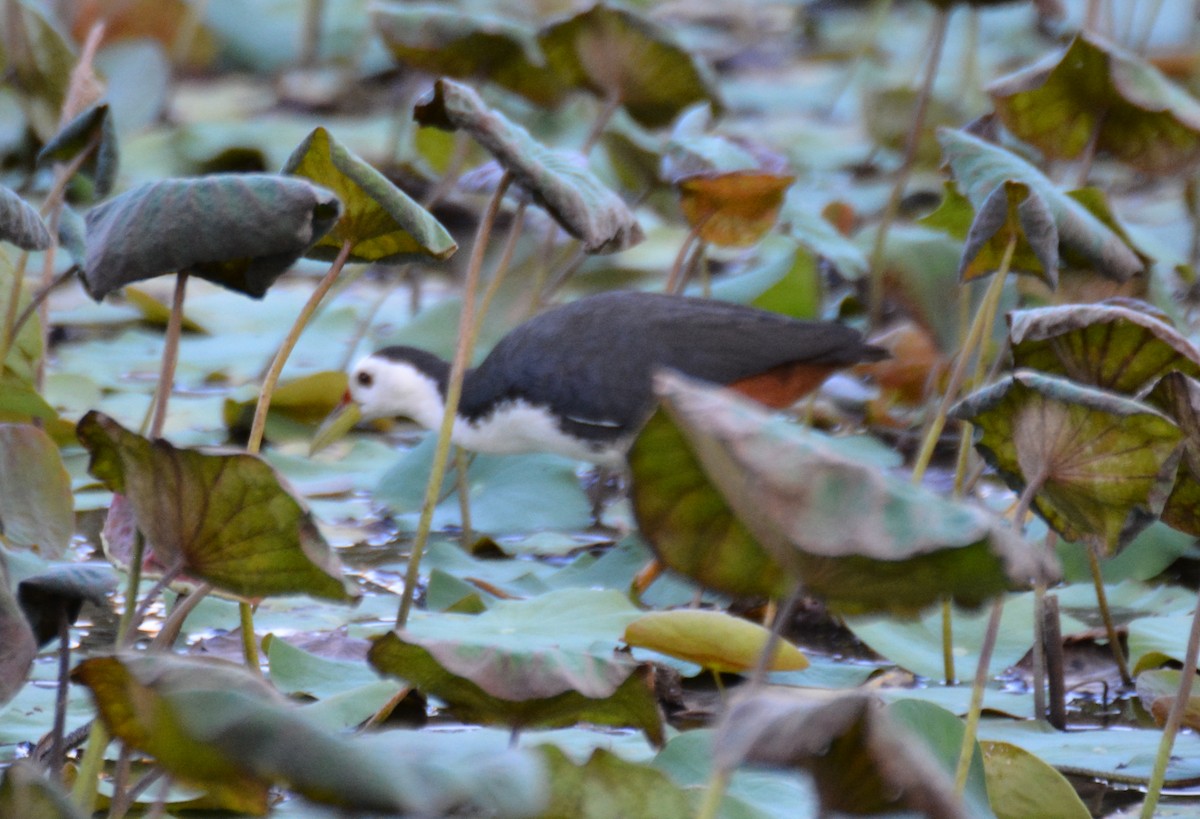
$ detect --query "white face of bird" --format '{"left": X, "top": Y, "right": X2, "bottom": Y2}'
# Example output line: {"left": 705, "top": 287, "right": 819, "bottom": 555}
{"left": 347, "top": 355, "right": 445, "bottom": 429}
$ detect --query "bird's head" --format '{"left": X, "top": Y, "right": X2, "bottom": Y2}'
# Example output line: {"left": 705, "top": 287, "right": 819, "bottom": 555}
{"left": 346, "top": 346, "right": 450, "bottom": 427}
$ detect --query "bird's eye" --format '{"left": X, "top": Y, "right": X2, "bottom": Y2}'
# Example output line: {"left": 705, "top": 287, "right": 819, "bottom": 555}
{"left": 356, "top": 371, "right": 373, "bottom": 388}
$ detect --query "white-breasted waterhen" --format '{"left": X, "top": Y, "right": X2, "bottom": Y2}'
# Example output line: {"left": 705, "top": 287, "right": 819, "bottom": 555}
{"left": 334, "top": 291, "right": 886, "bottom": 465}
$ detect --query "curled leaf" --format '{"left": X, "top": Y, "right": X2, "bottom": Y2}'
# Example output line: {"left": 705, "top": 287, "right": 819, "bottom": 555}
{"left": 0, "top": 424, "right": 73, "bottom": 557}
{"left": 990, "top": 33, "right": 1200, "bottom": 174}
{"left": 539, "top": 4, "right": 721, "bottom": 128}
{"left": 1009, "top": 301, "right": 1200, "bottom": 396}
{"left": 282, "top": 126, "right": 456, "bottom": 263}
{"left": 0, "top": 185, "right": 51, "bottom": 250}
{"left": 83, "top": 174, "right": 341, "bottom": 300}
{"left": 37, "top": 102, "right": 119, "bottom": 199}
{"left": 624, "top": 609, "right": 808, "bottom": 673}
{"left": 938, "top": 128, "right": 1143, "bottom": 281}
{"left": 677, "top": 172, "right": 794, "bottom": 248}
{"left": 959, "top": 180, "right": 1057, "bottom": 286}
{"left": 371, "top": 3, "right": 566, "bottom": 107}
{"left": 415, "top": 78, "right": 642, "bottom": 253}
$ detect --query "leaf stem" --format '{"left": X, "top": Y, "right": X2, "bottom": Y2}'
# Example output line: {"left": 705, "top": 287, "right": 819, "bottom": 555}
{"left": 397, "top": 174, "right": 513, "bottom": 629}
{"left": 0, "top": 251, "right": 30, "bottom": 368}
{"left": 239, "top": 599, "right": 261, "bottom": 674}
{"left": 696, "top": 766, "right": 731, "bottom": 819}
{"left": 1087, "top": 544, "right": 1132, "bottom": 686}
{"left": 1140, "top": 583, "right": 1200, "bottom": 818}
{"left": 953, "top": 595, "right": 1004, "bottom": 796}
{"left": 940, "top": 598, "right": 955, "bottom": 685}
{"left": 147, "top": 272, "right": 189, "bottom": 439}
{"left": 910, "top": 235, "right": 1014, "bottom": 484}
{"left": 247, "top": 237, "right": 354, "bottom": 454}
{"left": 70, "top": 721, "right": 109, "bottom": 814}
{"left": 866, "top": 6, "right": 950, "bottom": 329}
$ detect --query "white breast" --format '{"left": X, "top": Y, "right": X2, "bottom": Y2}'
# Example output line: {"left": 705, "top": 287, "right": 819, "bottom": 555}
{"left": 452, "top": 400, "right": 629, "bottom": 468}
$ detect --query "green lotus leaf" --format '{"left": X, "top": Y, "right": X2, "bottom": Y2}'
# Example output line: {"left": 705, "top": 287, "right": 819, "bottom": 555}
{"left": 539, "top": 4, "right": 721, "bottom": 129}
{"left": 958, "top": 180, "right": 1057, "bottom": 286}
{"left": 951, "top": 369, "right": 1183, "bottom": 554}
{"left": 1145, "top": 372, "right": 1200, "bottom": 536}
{"left": 712, "top": 690, "right": 966, "bottom": 818}
{"left": 82, "top": 174, "right": 341, "bottom": 300}
{"left": 980, "top": 741, "right": 1090, "bottom": 819}
{"left": 0, "top": 560, "right": 36, "bottom": 707}
{"left": 282, "top": 126, "right": 456, "bottom": 263}
{"left": 16, "top": 562, "right": 116, "bottom": 646}
{"left": 72, "top": 654, "right": 406, "bottom": 815}
{"left": 368, "top": 589, "right": 662, "bottom": 743}
{"left": 0, "top": 251, "right": 42, "bottom": 385}
{"left": 414, "top": 78, "right": 642, "bottom": 254}
{"left": 37, "top": 102, "right": 119, "bottom": 199}
{"left": 0, "top": 185, "right": 50, "bottom": 251}
{"left": 3, "top": 4, "right": 75, "bottom": 140}
{"left": 371, "top": 2, "right": 566, "bottom": 107}
{"left": 628, "top": 402, "right": 791, "bottom": 601}
{"left": 0, "top": 424, "right": 72, "bottom": 557}
{"left": 1009, "top": 302, "right": 1200, "bottom": 396}
{"left": 76, "top": 411, "right": 359, "bottom": 601}
{"left": 938, "top": 128, "right": 1143, "bottom": 281}
{"left": 539, "top": 746, "right": 691, "bottom": 819}
{"left": 990, "top": 33, "right": 1200, "bottom": 175}
{"left": 641, "top": 372, "right": 1054, "bottom": 615}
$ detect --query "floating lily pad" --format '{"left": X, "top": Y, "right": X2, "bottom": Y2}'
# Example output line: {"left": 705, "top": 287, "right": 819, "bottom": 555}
{"left": 539, "top": 746, "right": 691, "bottom": 819}
{"left": 0, "top": 185, "right": 51, "bottom": 251}
{"left": 37, "top": 102, "right": 119, "bottom": 200}
{"left": 0, "top": 424, "right": 73, "bottom": 557}
{"left": 979, "top": 741, "right": 1090, "bottom": 819}
{"left": 624, "top": 609, "right": 807, "bottom": 674}
{"left": 76, "top": 411, "right": 359, "bottom": 601}
{"left": 641, "top": 372, "right": 1053, "bottom": 615}
{"left": 1009, "top": 302, "right": 1200, "bottom": 396}
{"left": 539, "top": 4, "right": 721, "bottom": 129}
{"left": 990, "top": 33, "right": 1200, "bottom": 175}
{"left": 1136, "top": 668, "right": 1200, "bottom": 730}
{"left": 83, "top": 174, "right": 341, "bottom": 300}
{"left": 951, "top": 370, "right": 1183, "bottom": 554}
{"left": 713, "top": 690, "right": 966, "bottom": 818}
{"left": 369, "top": 589, "right": 663, "bottom": 743}
{"left": 371, "top": 3, "right": 566, "bottom": 107}
{"left": 677, "top": 172, "right": 794, "bottom": 248}
{"left": 414, "top": 78, "right": 642, "bottom": 254}
{"left": 938, "top": 128, "right": 1143, "bottom": 281}
{"left": 957, "top": 180, "right": 1057, "bottom": 286}
{"left": 73, "top": 653, "right": 407, "bottom": 815}
{"left": 282, "top": 126, "right": 457, "bottom": 264}
{"left": 225, "top": 370, "right": 348, "bottom": 433}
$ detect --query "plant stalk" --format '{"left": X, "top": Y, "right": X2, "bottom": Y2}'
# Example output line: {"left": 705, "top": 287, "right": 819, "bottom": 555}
{"left": 247, "top": 238, "right": 354, "bottom": 453}
{"left": 1140, "top": 583, "right": 1200, "bottom": 818}
{"left": 953, "top": 596, "right": 1004, "bottom": 796}
{"left": 147, "top": 273, "right": 189, "bottom": 438}
{"left": 866, "top": 6, "right": 950, "bottom": 329}
{"left": 396, "top": 174, "right": 513, "bottom": 629}
{"left": 910, "top": 236, "right": 1014, "bottom": 484}
{"left": 1087, "top": 544, "right": 1132, "bottom": 686}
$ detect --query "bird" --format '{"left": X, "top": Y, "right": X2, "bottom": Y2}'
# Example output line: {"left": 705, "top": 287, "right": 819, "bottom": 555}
{"left": 341, "top": 291, "right": 886, "bottom": 467}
